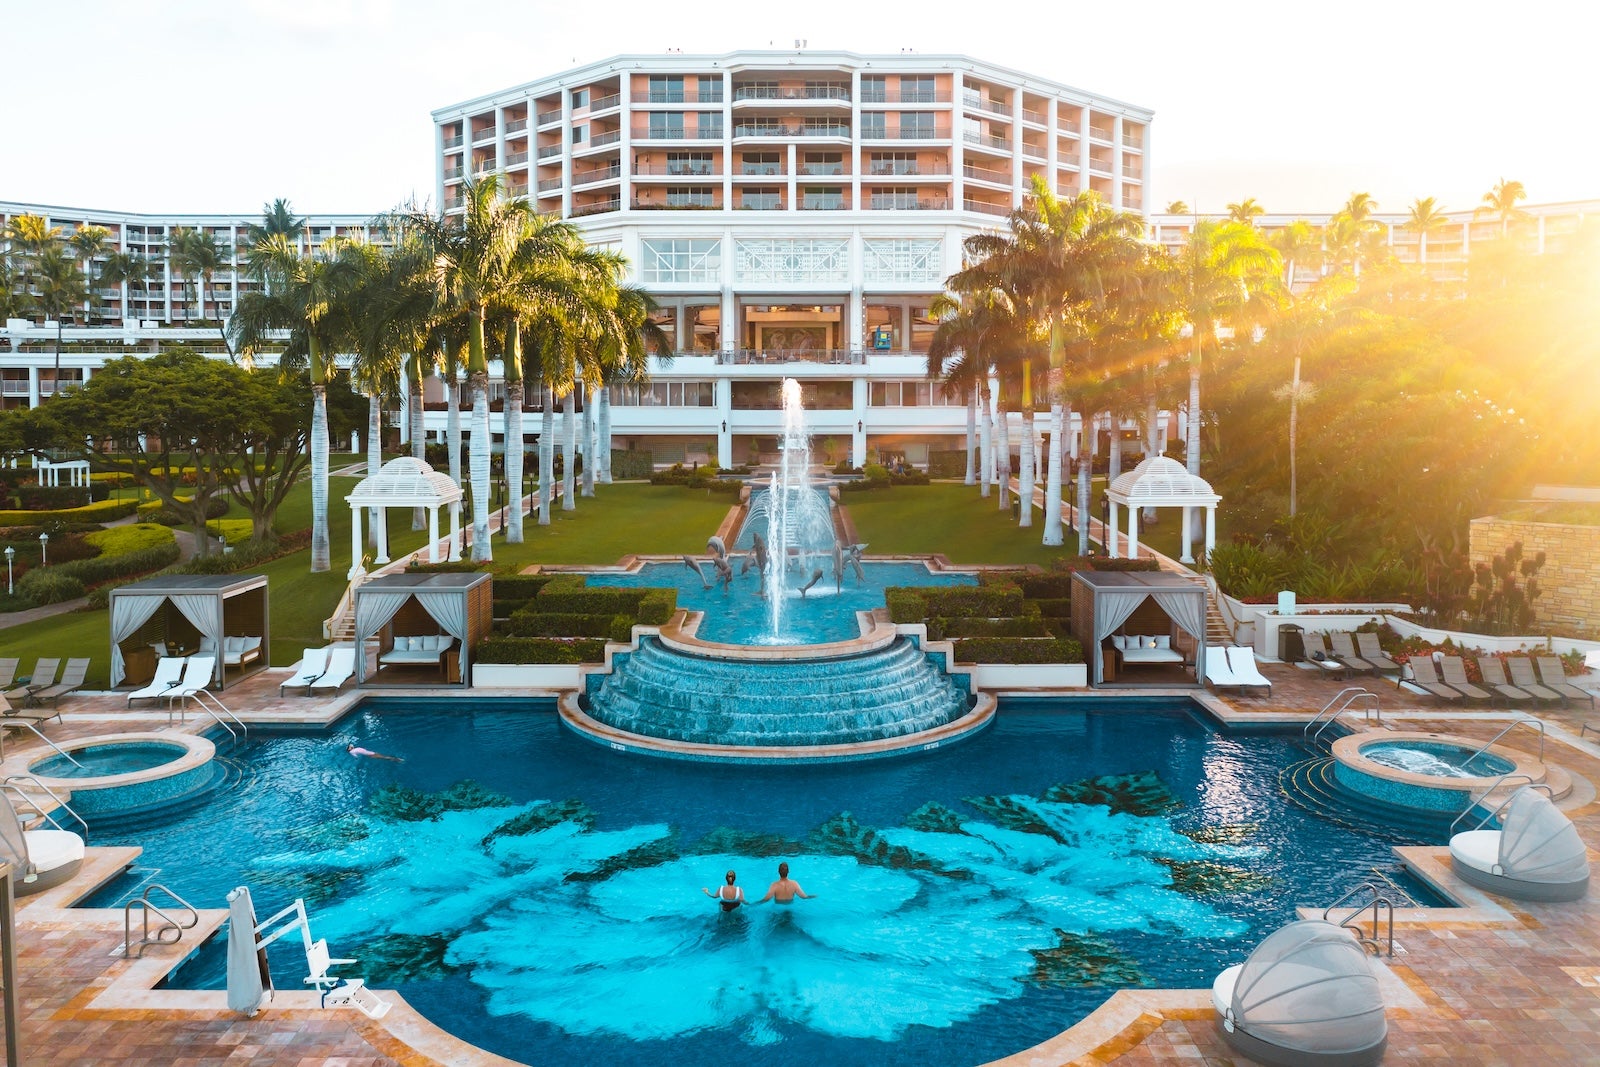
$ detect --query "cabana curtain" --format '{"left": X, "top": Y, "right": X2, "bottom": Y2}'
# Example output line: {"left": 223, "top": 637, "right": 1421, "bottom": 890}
{"left": 354, "top": 592, "right": 414, "bottom": 645}
{"left": 109, "top": 596, "right": 165, "bottom": 688}
{"left": 1092, "top": 593, "right": 1149, "bottom": 643}
{"left": 415, "top": 593, "right": 468, "bottom": 643}
{"left": 1152, "top": 591, "right": 1205, "bottom": 641}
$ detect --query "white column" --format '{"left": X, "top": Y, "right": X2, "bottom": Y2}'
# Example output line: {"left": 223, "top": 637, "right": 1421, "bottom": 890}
{"left": 27, "top": 367, "right": 39, "bottom": 408}
{"left": 1107, "top": 500, "right": 1120, "bottom": 557}
{"left": 1111, "top": 114, "right": 1125, "bottom": 208}
{"left": 1180, "top": 505, "right": 1194, "bottom": 565}
{"left": 1127, "top": 504, "right": 1140, "bottom": 560}
{"left": 448, "top": 502, "right": 462, "bottom": 562}
{"left": 851, "top": 379, "right": 867, "bottom": 467}
{"left": 1205, "top": 505, "right": 1217, "bottom": 559}
{"left": 428, "top": 507, "right": 440, "bottom": 563}
{"left": 1077, "top": 106, "right": 1091, "bottom": 193}
{"left": 375, "top": 507, "right": 390, "bottom": 565}
{"left": 348, "top": 506, "right": 364, "bottom": 579}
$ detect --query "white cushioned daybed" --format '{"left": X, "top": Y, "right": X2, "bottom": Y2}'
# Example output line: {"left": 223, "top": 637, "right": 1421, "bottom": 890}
{"left": 200, "top": 635, "right": 263, "bottom": 667}
{"left": 1112, "top": 634, "right": 1184, "bottom": 665}
{"left": 379, "top": 634, "right": 455, "bottom": 667}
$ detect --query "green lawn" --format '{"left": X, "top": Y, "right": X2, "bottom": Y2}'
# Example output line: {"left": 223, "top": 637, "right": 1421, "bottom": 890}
{"left": 480, "top": 483, "right": 738, "bottom": 568}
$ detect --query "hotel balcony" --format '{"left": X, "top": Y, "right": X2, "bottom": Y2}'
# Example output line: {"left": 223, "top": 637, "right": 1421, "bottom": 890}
{"left": 798, "top": 194, "right": 849, "bottom": 211}
{"left": 536, "top": 177, "right": 563, "bottom": 193}
{"left": 732, "top": 85, "right": 850, "bottom": 104}
{"left": 573, "top": 198, "right": 621, "bottom": 217}
{"left": 866, "top": 195, "right": 951, "bottom": 211}
{"left": 634, "top": 126, "right": 725, "bottom": 141}
{"left": 962, "top": 198, "right": 1010, "bottom": 216}
{"left": 1088, "top": 124, "right": 1114, "bottom": 143}
{"left": 634, "top": 163, "right": 723, "bottom": 178}
{"left": 573, "top": 131, "right": 622, "bottom": 154}
{"left": 536, "top": 144, "right": 564, "bottom": 160}
{"left": 732, "top": 123, "right": 850, "bottom": 140}
{"left": 962, "top": 163, "right": 1009, "bottom": 186}
{"left": 536, "top": 107, "right": 562, "bottom": 126}
{"left": 860, "top": 89, "right": 950, "bottom": 105}
{"left": 866, "top": 162, "right": 949, "bottom": 177}
{"left": 442, "top": 135, "right": 464, "bottom": 150}
{"left": 719, "top": 348, "right": 862, "bottom": 365}
{"left": 504, "top": 118, "right": 528, "bottom": 135}
{"left": 961, "top": 91, "right": 1009, "bottom": 116}
{"left": 632, "top": 196, "right": 723, "bottom": 211}
{"left": 631, "top": 89, "right": 724, "bottom": 105}
{"left": 962, "top": 130, "right": 1012, "bottom": 153}
{"left": 505, "top": 151, "right": 530, "bottom": 168}
{"left": 573, "top": 163, "right": 622, "bottom": 187}
{"left": 860, "top": 124, "right": 951, "bottom": 142}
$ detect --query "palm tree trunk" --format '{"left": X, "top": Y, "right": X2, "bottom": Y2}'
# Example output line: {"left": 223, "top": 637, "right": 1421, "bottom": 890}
{"left": 309, "top": 384, "right": 330, "bottom": 573}
{"left": 1185, "top": 347, "right": 1203, "bottom": 554}
{"left": 539, "top": 383, "right": 554, "bottom": 525}
{"left": 977, "top": 382, "right": 992, "bottom": 499}
{"left": 1109, "top": 419, "right": 1124, "bottom": 483}
{"left": 597, "top": 386, "right": 613, "bottom": 483}
{"left": 1018, "top": 405, "right": 1034, "bottom": 528}
{"left": 446, "top": 367, "right": 462, "bottom": 487}
{"left": 964, "top": 388, "right": 977, "bottom": 486}
{"left": 410, "top": 365, "right": 426, "bottom": 531}
{"left": 1288, "top": 355, "right": 1301, "bottom": 518}
{"left": 1043, "top": 403, "right": 1063, "bottom": 546}
{"left": 1077, "top": 416, "right": 1094, "bottom": 558}
{"left": 505, "top": 379, "right": 526, "bottom": 543}
{"left": 561, "top": 389, "right": 576, "bottom": 511}
{"left": 580, "top": 387, "right": 595, "bottom": 497}
{"left": 994, "top": 387, "right": 1011, "bottom": 511}
{"left": 1143, "top": 396, "right": 1160, "bottom": 523}
{"left": 469, "top": 370, "right": 492, "bottom": 562}
{"left": 367, "top": 392, "right": 383, "bottom": 552}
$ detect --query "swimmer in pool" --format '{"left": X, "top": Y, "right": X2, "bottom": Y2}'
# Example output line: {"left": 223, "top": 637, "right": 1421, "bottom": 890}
{"left": 346, "top": 744, "right": 404, "bottom": 762}
{"left": 702, "top": 869, "right": 744, "bottom": 911}
{"left": 756, "top": 862, "right": 814, "bottom": 904}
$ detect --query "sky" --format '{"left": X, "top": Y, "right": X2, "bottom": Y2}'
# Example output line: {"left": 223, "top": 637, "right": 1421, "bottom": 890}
{"left": 5, "top": 0, "right": 1596, "bottom": 219}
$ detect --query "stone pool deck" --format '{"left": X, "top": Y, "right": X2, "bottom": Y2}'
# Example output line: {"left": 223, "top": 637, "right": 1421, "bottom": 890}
{"left": 1, "top": 661, "right": 1598, "bottom": 1066}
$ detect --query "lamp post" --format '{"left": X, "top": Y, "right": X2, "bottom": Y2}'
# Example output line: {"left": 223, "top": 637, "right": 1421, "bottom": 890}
{"left": 4, "top": 547, "right": 12, "bottom": 594}
{"left": 38, "top": 532, "right": 48, "bottom": 567}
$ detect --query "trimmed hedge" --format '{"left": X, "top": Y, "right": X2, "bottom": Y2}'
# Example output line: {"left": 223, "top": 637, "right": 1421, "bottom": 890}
{"left": 84, "top": 523, "right": 176, "bottom": 556}
{"left": 504, "top": 611, "right": 629, "bottom": 639}
{"left": 951, "top": 637, "right": 1083, "bottom": 664}
{"left": 927, "top": 449, "right": 970, "bottom": 478}
{"left": 885, "top": 588, "right": 929, "bottom": 624}
{"left": 1034, "top": 597, "right": 1073, "bottom": 618}
{"left": 475, "top": 637, "right": 608, "bottom": 664}
{"left": 610, "top": 449, "right": 655, "bottom": 480}
{"left": 919, "top": 584, "right": 1025, "bottom": 617}
{"left": 496, "top": 575, "right": 558, "bottom": 601}
{"left": 0, "top": 497, "right": 139, "bottom": 526}
{"left": 1050, "top": 555, "right": 1161, "bottom": 573}
{"left": 637, "top": 589, "right": 676, "bottom": 625}
{"left": 12, "top": 485, "right": 104, "bottom": 509}
{"left": 49, "top": 541, "right": 182, "bottom": 588}
{"left": 932, "top": 615, "right": 1053, "bottom": 639}
{"left": 16, "top": 569, "right": 86, "bottom": 605}
{"left": 534, "top": 574, "right": 649, "bottom": 615}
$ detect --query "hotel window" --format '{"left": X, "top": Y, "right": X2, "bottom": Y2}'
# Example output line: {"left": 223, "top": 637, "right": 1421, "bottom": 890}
{"left": 666, "top": 186, "right": 717, "bottom": 208}
{"left": 666, "top": 152, "right": 714, "bottom": 175}
{"left": 870, "top": 187, "right": 920, "bottom": 210}
{"left": 860, "top": 112, "right": 886, "bottom": 139}
{"left": 802, "top": 188, "right": 844, "bottom": 210}
{"left": 696, "top": 76, "right": 723, "bottom": 103}
{"left": 901, "top": 76, "right": 935, "bottom": 104}
{"left": 871, "top": 381, "right": 960, "bottom": 406}
{"left": 612, "top": 381, "right": 716, "bottom": 407}
{"left": 687, "top": 304, "right": 720, "bottom": 350}
{"left": 869, "top": 152, "right": 917, "bottom": 176}
{"left": 741, "top": 152, "right": 781, "bottom": 176}
{"left": 640, "top": 239, "right": 722, "bottom": 283}
{"left": 647, "top": 76, "right": 683, "bottom": 103}
{"left": 571, "top": 124, "right": 587, "bottom": 144}
{"left": 572, "top": 88, "right": 590, "bottom": 110}
{"left": 650, "top": 112, "right": 684, "bottom": 139}
{"left": 899, "top": 112, "right": 934, "bottom": 138}
{"left": 742, "top": 80, "right": 778, "bottom": 100}
{"left": 697, "top": 112, "right": 724, "bottom": 138}
{"left": 802, "top": 152, "right": 843, "bottom": 176}
{"left": 741, "top": 187, "right": 782, "bottom": 210}
{"left": 860, "top": 75, "right": 887, "bottom": 103}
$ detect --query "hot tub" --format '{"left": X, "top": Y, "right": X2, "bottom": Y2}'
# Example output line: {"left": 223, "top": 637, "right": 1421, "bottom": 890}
{"left": 26, "top": 733, "right": 218, "bottom": 819}
{"left": 1331, "top": 732, "right": 1545, "bottom": 814}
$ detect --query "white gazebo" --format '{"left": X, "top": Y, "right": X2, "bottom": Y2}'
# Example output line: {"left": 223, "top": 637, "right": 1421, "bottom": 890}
{"left": 1105, "top": 456, "right": 1221, "bottom": 565}
{"left": 344, "top": 457, "right": 463, "bottom": 579}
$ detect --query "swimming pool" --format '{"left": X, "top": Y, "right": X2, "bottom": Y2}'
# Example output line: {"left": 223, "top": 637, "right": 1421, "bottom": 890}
{"left": 587, "top": 560, "right": 976, "bottom": 645}
{"left": 89, "top": 698, "right": 1416, "bottom": 1067}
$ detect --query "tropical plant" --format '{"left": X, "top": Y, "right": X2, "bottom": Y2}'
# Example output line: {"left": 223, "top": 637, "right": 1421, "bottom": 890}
{"left": 168, "top": 226, "right": 236, "bottom": 357}
{"left": 33, "top": 245, "right": 88, "bottom": 391}
{"left": 68, "top": 224, "right": 111, "bottom": 322}
{"left": 1269, "top": 220, "right": 1320, "bottom": 291}
{"left": 1478, "top": 179, "right": 1528, "bottom": 237}
{"left": 1225, "top": 198, "right": 1264, "bottom": 225}
{"left": 1402, "top": 197, "right": 1448, "bottom": 266}
{"left": 1164, "top": 200, "right": 1190, "bottom": 215}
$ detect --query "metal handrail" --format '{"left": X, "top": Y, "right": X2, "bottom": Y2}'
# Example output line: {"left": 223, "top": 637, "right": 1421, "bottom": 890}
{"left": 1304, "top": 688, "right": 1380, "bottom": 745}
{"left": 1322, "top": 881, "right": 1396, "bottom": 957}
{"left": 1, "top": 777, "right": 87, "bottom": 840}
{"left": 2, "top": 720, "right": 82, "bottom": 768}
{"left": 1450, "top": 779, "right": 1549, "bottom": 836}
{"left": 123, "top": 883, "right": 200, "bottom": 958}
{"left": 1462, "top": 716, "right": 1544, "bottom": 771}
{"left": 179, "top": 689, "right": 247, "bottom": 741}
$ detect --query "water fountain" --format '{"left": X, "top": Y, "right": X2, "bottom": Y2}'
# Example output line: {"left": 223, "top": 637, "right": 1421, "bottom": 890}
{"left": 560, "top": 377, "right": 997, "bottom": 762}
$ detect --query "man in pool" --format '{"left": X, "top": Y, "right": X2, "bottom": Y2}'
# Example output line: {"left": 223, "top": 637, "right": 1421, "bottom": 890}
{"left": 756, "top": 862, "right": 814, "bottom": 904}
{"left": 702, "top": 870, "right": 744, "bottom": 910}
{"left": 347, "top": 744, "right": 404, "bottom": 762}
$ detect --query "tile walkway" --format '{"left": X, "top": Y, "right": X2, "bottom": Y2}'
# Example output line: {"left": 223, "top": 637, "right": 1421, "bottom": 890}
{"left": 1, "top": 659, "right": 1598, "bottom": 1066}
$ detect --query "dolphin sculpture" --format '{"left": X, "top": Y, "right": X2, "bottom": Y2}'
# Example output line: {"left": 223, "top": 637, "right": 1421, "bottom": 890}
{"left": 682, "top": 555, "right": 711, "bottom": 590}
{"left": 707, "top": 535, "right": 727, "bottom": 561}
{"left": 832, "top": 540, "right": 844, "bottom": 592}
{"left": 799, "top": 567, "right": 824, "bottom": 597}
{"left": 843, "top": 542, "right": 867, "bottom": 582}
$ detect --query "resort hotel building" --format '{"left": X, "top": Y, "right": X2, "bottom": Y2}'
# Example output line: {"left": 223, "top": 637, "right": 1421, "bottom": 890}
{"left": 3, "top": 48, "right": 1594, "bottom": 468}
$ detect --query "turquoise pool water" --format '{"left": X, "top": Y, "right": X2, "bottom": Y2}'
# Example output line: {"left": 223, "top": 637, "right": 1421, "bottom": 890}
{"left": 84, "top": 698, "right": 1420, "bottom": 1067}
{"left": 33, "top": 741, "right": 188, "bottom": 778}
{"left": 586, "top": 560, "right": 975, "bottom": 645}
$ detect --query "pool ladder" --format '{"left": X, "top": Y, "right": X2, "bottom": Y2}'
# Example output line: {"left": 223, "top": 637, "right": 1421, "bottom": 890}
{"left": 122, "top": 883, "right": 200, "bottom": 958}
{"left": 1323, "top": 881, "right": 1396, "bottom": 957}
{"left": 168, "top": 689, "right": 249, "bottom": 743}
{"left": 1303, "top": 688, "right": 1382, "bottom": 752}
{"left": 0, "top": 776, "right": 88, "bottom": 840}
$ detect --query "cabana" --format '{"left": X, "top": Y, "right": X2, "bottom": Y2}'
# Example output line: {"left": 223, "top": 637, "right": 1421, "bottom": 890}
{"left": 353, "top": 572, "right": 492, "bottom": 687}
{"left": 1071, "top": 569, "right": 1208, "bottom": 687}
{"left": 344, "top": 457, "right": 464, "bottom": 580}
{"left": 1104, "top": 456, "right": 1221, "bottom": 565}
{"left": 109, "top": 574, "right": 269, "bottom": 690}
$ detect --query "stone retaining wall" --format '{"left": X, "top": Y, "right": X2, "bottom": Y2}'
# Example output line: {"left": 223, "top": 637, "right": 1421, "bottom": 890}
{"left": 1470, "top": 516, "right": 1600, "bottom": 633}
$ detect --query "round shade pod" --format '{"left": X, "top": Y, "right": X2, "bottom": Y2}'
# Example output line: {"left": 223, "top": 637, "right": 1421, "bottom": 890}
{"left": 1499, "top": 789, "right": 1590, "bottom": 887}
{"left": 1225, "top": 920, "right": 1386, "bottom": 1062}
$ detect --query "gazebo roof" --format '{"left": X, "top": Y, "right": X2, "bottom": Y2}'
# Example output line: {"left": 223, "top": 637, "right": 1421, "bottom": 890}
{"left": 1106, "top": 456, "right": 1220, "bottom": 507}
{"left": 346, "top": 457, "right": 462, "bottom": 508}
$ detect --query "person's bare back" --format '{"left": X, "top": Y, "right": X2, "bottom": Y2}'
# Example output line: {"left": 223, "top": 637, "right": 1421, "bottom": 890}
{"left": 757, "top": 861, "right": 814, "bottom": 904}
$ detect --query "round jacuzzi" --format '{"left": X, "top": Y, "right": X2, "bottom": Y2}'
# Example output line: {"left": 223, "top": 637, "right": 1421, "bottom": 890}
{"left": 26, "top": 733, "right": 218, "bottom": 819}
{"left": 1331, "top": 731, "right": 1546, "bottom": 813}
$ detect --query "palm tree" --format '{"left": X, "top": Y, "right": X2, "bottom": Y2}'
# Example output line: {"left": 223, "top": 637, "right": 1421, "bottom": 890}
{"left": 1339, "top": 192, "right": 1377, "bottom": 225}
{"left": 1327, "top": 192, "right": 1382, "bottom": 277}
{"left": 169, "top": 227, "right": 236, "bottom": 358}
{"left": 34, "top": 245, "right": 89, "bottom": 393}
{"left": 1402, "top": 198, "right": 1448, "bottom": 266}
{"left": 927, "top": 291, "right": 1007, "bottom": 501}
{"left": 68, "top": 224, "right": 111, "bottom": 322}
{"left": 247, "top": 199, "right": 306, "bottom": 249}
{"left": 1478, "top": 179, "right": 1528, "bottom": 237}
{"left": 231, "top": 233, "right": 359, "bottom": 572}
{"left": 1165, "top": 200, "right": 1190, "bottom": 215}
{"left": 593, "top": 285, "right": 669, "bottom": 488}
{"left": 1226, "top": 198, "right": 1265, "bottom": 225}
{"left": 1270, "top": 220, "right": 1320, "bottom": 290}
{"left": 100, "top": 251, "right": 153, "bottom": 325}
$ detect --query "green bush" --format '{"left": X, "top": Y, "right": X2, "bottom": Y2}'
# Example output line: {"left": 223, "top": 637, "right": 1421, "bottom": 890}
{"left": 137, "top": 495, "right": 230, "bottom": 525}
{"left": 0, "top": 497, "right": 138, "bottom": 526}
{"left": 84, "top": 523, "right": 176, "bottom": 556}
{"left": 476, "top": 637, "right": 608, "bottom": 664}
{"left": 505, "top": 611, "right": 625, "bottom": 639}
{"left": 205, "top": 519, "right": 255, "bottom": 546}
{"left": 927, "top": 449, "right": 970, "bottom": 478}
{"left": 919, "top": 584, "right": 1025, "bottom": 618}
{"left": 636, "top": 588, "right": 677, "bottom": 625}
{"left": 1208, "top": 542, "right": 1294, "bottom": 600}
{"left": 884, "top": 588, "right": 930, "bottom": 624}
{"left": 951, "top": 636, "right": 1083, "bottom": 664}
{"left": 494, "top": 575, "right": 557, "bottom": 602}
{"left": 1019, "top": 574, "right": 1077, "bottom": 599}
{"left": 609, "top": 449, "right": 655, "bottom": 480}
{"left": 534, "top": 575, "right": 651, "bottom": 615}
{"left": 52, "top": 543, "right": 181, "bottom": 587}
{"left": 933, "top": 615, "right": 1053, "bottom": 639}
{"left": 609, "top": 615, "right": 637, "bottom": 643}
{"left": 14, "top": 485, "right": 102, "bottom": 510}
{"left": 1034, "top": 597, "right": 1073, "bottom": 618}
{"left": 16, "top": 568, "right": 86, "bottom": 605}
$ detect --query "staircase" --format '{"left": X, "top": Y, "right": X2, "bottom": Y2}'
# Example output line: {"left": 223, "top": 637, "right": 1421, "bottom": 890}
{"left": 1280, "top": 756, "right": 1457, "bottom": 843}
{"left": 1204, "top": 592, "right": 1233, "bottom": 647}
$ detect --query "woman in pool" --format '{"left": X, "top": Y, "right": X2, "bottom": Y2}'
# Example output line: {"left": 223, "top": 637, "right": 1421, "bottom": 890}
{"left": 702, "top": 870, "right": 744, "bottom": 911}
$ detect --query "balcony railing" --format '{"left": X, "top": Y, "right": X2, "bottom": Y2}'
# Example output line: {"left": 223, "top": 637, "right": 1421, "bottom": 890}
{"left": 1088, "top": 160, "right": 1112, "bottom": 176}
{"left": 1020, "top": 107, "right": 1046, "bottom": 124}
{"left": 963, "top": 198, "right": 1010, "bottom": 216}
{"left": 586, "top": 92, "right": 622, "bottom": 112}
{"left": 471, "top": 126, "right": 496, "bottom": 143}
{"left": 866, "top": 162, "right": 951, "bottom": 176}
{"left": 1088, "top": 124, "right": 1113, "bottom": 141}
{"left": 799, "top": 162, "right": 846, "bottom": 176}
{"left": 506, "top": 184, "right": 529, "bottom": 198}
{"left": 719, "top": 349, "right": 864, "bottom": 365}
{"left": 963, "top": 131, "right": 1011, "bottom": 151}
{"left": 1122, "top": 164, "right": 1142, "bottom": 180}
{"left": 536, "top": 107, "right": 562, "bottom": 125}
{"left": 962, "top": 163, "right": 1009, "bottom": 184}
{"left": 577, "top": 130, "right": 622, "bottom": 149}
{"left": 635, "top": 126, "right": 725, "bottom": 140}
{"left": 633, "top": 162, "right": 720, "bottom": 176}
{"left": 1021, "top": 142, "right": 1047, "bottom": 160}
{"left": 574, "top": 163, "right": 621, "bottom": 185}
{"left": 860, "top": 124, "right": 948, "bottom": 141}
{"left": 733, "top": 123, "right": 849, "bottom": 138}
{"left": 442, "top": 135, "right": 464, "bottom": 149}
{"left": 504, "top": 118, "right": 528, "bottom": 134}
{"left": 868, "top": 196, "right": 951, "bottom": 211}
{"left": 537, "top": 177, "right": 563, "bottom": 192}
{"left": 738, "top": 163, "right": 785, "bottom": 176}
{"left": 536, "top": 144, "right": 564, "bottom": 159}
{"left": 632, "top": 198, "right": 724, "bottom": 211}
{"left": 631, "top": 89, "right": 723, "bottom": 104}
{"left": 505, "top": 151, "right": 529, "bottom": 166}
{"left": 860, "top": 89, "right": 948, "bottom": 104}
{"left": 738, "top": 199, "right": 786, "bottom": 211}
{"left": 1123, "top": 132, "right": 1144, "bottom": 150}
{"left": 961, "top": 92, "right": 1009, "bottom": 115}
{"left": 1058, "top": 118, "right": 1080, "bottom": 135}
{"left": 572, "top": 200, "right": 621, "bottom": 216}
{"left": 443, "top": 196, "right": 464, "bottom": 210}
{"left": 442, "top": 166, "right": 464, "bottom": 180}
{"left": 799, "top": 198, "right": 848, "bottom": 211}
{"left": 733, "top": 85, "right": 850, "bottom": 102}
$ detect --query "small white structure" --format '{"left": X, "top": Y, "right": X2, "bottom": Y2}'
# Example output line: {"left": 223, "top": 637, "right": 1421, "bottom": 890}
{"left": 32, "top": 454, "right": 90, "bottom": 488}
{"left": 343, "top": 457, "right": 463, "bottom": 579}
{"left": 1450, "top": 787, "right": 1590, "bottom": 902}
{"left": 1105, "top": 456, "right": 1221, "bottom": 565}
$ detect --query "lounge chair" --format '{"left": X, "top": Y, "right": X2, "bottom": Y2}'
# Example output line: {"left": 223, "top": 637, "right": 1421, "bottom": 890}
{"left": 1478, "top": 657, "right": 1533, "bottom": 705}
{"left": 127, "top": 657, "right": 188, "bottom": 707}
{"left": 1536, "top": 656, "right": 1596, "bottom": 710}
{"left": 308, "top": 647, "right": 356, "bottom": 695}
{"left": 1205, "top": 646, "right": 1241, "bottom": 691}
{"left": 164, "top": 655, "right": 218, "bottom": 713}
{"left": 1327, "top": 632, "right": 1377, "bottom": 674}
{"left": 281, "top": 648, "right": 331, "bottom": 696}
{"left": 1438, "top": 656, "right": 1492, "bottom": 703}
{"left": 1403, "top": 656, "right": 1463, "bottom": 702}
{"left": 303, "top": 926, "right": 390, "bottom": 1019}
{"left": 1300, "top": 633, "right": 1347, "bottom": 677}
{"left": 0, "top": 790, "right": 84, "bottom": 897}
{"left": 28, "top": 658, "right": 89, "bottom": 709}
{"left": 1506, "top": 657, "right": 1564, "bottom": 705}
{"left": 0, "top": 659, "right": 17, "bottom": 690}
{"left": 1226, "top": 646, "right": 1273, "bottom": 696}
{"left": 3, "top": 658, "right": 59, "bottom": 705}
{"left": 1355, "top": 633, "right": 1401, "bottom": 674}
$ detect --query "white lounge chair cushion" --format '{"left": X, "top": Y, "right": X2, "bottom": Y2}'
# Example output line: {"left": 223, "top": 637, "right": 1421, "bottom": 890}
{"left": 1155, "top": 635, "right": 1171, "bottom": 650}
{"left": 1212, "top": 963, "right": 1242, "bottom": 1020}
{"left": 1112, "top": 635, "right": 1127, "bottom": 650}
{"left": 1450, "top": 830, "right": 1502, "bottom": 875}
{"left": 26, "top": 829, "right": 85, "bottom": 875}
